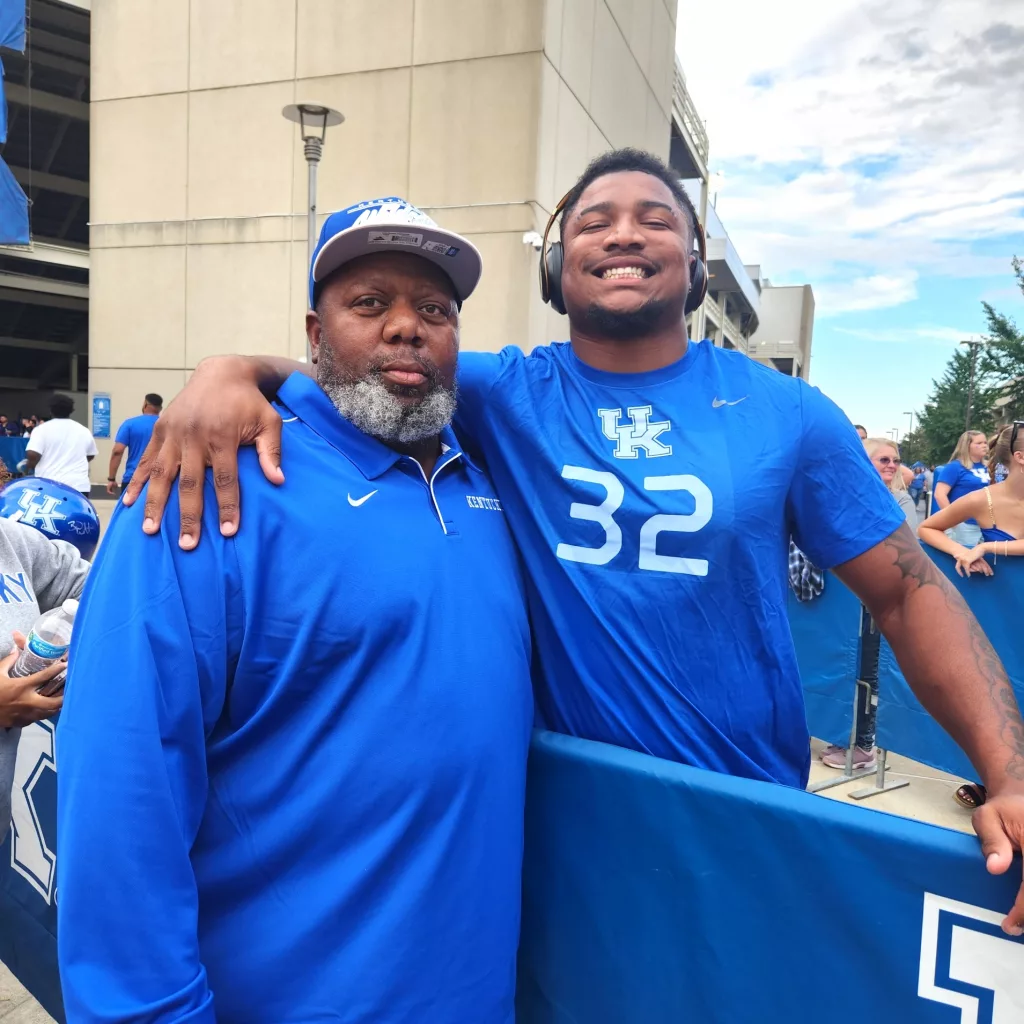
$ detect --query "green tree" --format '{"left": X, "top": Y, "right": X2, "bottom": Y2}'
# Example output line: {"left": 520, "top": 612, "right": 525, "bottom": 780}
{"left": 915, "top": 347, "right": 997, "bottom": 464}
{"left": 979, "top": 255, "right": 1024, "bottom": 420}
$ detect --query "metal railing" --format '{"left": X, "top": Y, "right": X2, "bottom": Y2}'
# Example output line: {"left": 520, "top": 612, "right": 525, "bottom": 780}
{"left": 672, "top": 59, "right": 710, "bottom": 168}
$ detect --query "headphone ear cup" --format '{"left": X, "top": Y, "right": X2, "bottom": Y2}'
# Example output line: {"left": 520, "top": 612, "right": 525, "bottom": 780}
{"left": 542, "top": 240, "right": 566, "bottom": 316}
{"left": 685, "top": 255, "right": 708, "bottom": 315}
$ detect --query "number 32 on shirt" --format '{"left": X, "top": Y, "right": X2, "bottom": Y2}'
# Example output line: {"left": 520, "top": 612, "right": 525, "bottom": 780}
{"left": 555, "top": 465, "right": 713, "bottom": 576}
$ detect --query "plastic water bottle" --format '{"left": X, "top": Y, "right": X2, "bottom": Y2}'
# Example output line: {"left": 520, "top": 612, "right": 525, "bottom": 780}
{"left": 11, "top": 599, "right": 79, "bottom": 678}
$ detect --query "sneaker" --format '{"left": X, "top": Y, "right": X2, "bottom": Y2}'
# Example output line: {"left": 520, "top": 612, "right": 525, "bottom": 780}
{"left": 820, "top": 744, "right": 845, "bottom": 760}
{"left": 821, "top": 745, "right": 877, "bottom": 771}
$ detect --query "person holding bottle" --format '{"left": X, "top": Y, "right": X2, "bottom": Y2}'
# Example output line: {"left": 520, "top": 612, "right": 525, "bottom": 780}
{"left": 0, "top": 461, "right": 90, "bottom": 840}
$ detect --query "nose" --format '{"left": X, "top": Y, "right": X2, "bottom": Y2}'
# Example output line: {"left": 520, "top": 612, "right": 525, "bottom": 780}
{"left": 604, "top": 213, "right": 645, "bottom": 250}
{"left": 382, "top": 299, "right": 423, "bottom": 347}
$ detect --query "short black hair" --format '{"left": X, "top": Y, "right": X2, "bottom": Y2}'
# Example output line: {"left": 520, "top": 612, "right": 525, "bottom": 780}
{"left": 854, "top": 424, "right": 866, "bottom": 433}
{"left": 50, "top": 394, "right": 74, "bottom": 418}
{"left": 144, "top": 393, "right": 163, "bottom": 409}
{"left": 559, "top": 148, "right": 698, "bottom": 246}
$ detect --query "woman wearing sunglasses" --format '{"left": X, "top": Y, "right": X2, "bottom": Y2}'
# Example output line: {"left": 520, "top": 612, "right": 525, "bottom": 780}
{"left": 919, "top": 421, "right": 1024, "bottom": 810}
{"left": 821, "top": 437, "right": 917, "bottom": 770}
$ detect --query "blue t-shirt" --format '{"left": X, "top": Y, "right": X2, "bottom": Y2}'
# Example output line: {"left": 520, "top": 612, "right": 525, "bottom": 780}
{"left": 114, "top": 413, "right": 159, "bottom": 484}
{"left": 58, "top": 375, "right": 532, "bottom": 1023}
{"left": 937, "top": 461, "right": 989, "bottom": 524}
{"left": 455, "top": 341, "right": 905, "bottom": 788}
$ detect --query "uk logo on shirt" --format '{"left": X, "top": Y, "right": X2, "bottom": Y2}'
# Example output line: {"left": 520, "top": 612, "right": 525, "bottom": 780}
{"left": 598, "top": 406, "right": 672, "bottom": 459}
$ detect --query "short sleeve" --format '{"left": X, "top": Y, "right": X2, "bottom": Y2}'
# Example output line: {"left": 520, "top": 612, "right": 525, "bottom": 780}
{"left": 26, "top": 425, "right": 43, "bottom": 455}
{"left": 786, "top": 383, "right": 905, "bottom": 569}
{"left": 453, "top": 350, "right": 516, "bottom": 451}
{"left": 937, "top": 463, "right": 961, "bottom": 488}
{"left": 114, "top": 420, "right": 131, "bottom": 445}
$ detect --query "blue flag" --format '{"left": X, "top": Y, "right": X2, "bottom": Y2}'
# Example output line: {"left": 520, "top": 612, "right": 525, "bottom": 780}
{"left": 0, "top": 156, "right": 29, "bottom": 243}
{"left": 0, "top": 58, "right": 7, "bottom": 144}
{"left": 0, "top": 0, "right": 25, "bottom": 52}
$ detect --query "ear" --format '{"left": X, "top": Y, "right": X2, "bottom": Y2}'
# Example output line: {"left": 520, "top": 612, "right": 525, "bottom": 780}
{"left": 306, "top": 311, "right": 322, "bottom": 364}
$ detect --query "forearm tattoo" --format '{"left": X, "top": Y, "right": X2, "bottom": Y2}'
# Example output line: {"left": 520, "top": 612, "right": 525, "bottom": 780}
{"left": 880, "top": 524, "right": 1024, "bottom": 782}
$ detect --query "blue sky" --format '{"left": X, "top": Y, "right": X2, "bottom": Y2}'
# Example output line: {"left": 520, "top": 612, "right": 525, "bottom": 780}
{"left": 676, "top": 0, "right": 1024, "bottom": 438}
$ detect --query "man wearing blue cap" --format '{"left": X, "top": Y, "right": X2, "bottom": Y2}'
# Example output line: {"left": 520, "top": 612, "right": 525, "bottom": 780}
{"left": 56, "top": 199, "right": 533, "bottom": 1023}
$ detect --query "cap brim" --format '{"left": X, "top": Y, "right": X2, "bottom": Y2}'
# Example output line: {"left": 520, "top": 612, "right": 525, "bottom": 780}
{"left": 310, "top": 222, "right": 482, "bottom": 308}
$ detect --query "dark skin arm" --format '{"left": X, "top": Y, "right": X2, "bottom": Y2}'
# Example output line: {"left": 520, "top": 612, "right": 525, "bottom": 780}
{"left": 123, "top": 355, "right": 304, "bottom": 547}
{"left": 25, "top": 450, "right": 40, "bottom": 472}
{"left": 835, "top": 521, "right": 1024, "bottom": 935}
{"left": 130, "top": 359, "right": 1024, "bottom": 934}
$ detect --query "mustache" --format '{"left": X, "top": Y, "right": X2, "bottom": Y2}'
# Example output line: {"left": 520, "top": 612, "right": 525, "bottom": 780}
{"left": 369, "top": 353, "right": 440, "bottom": 385}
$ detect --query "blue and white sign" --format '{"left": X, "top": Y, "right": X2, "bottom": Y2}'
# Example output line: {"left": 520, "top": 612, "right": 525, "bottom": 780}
{"left": 91, "top": 393, "right": 111, "bottom": 439}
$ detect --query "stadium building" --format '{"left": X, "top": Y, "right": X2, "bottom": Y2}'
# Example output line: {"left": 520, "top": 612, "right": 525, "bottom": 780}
{"left": 1, "top": 0, "right": 813, "bottom": 488}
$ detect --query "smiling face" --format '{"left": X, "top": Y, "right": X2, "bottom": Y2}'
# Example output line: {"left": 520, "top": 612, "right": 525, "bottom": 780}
{"left": 558, "top": 171, "right": 692, "bottom": 339}
{"left": 870, "top": 443, "right": 901, "bottom": 486}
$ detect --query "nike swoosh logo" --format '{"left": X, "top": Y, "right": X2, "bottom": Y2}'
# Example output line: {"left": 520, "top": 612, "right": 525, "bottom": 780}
{"left": 347, "top": 490, "right": 378, "bottom": 507}
{"left": 712, "top": 396, "right": 749, "bottom": 408}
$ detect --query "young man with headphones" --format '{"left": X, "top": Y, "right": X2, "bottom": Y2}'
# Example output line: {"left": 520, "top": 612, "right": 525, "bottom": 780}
{"left": 125, "top": 148, "right": 1024, "bottom": 937}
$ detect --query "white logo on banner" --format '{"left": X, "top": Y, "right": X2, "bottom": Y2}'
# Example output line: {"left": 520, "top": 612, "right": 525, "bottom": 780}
{"left": 9, "top": 720, "right": 58, "bottom": 903}
{"left": 598, "top": 406, "right": 672, "bottom": 459}
{"left": 918, "top": 893, "right": 1024, "bottom": 1023}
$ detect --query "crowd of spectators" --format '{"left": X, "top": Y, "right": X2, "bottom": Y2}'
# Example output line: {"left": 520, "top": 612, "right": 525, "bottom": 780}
{"left": 0, "top": 413, "right": 40, "bottom": 437}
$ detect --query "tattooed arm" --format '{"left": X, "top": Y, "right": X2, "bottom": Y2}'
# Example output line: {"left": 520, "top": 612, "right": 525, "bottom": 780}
{"left": 835, "top": 521, "right": 1024, "bottom": 935}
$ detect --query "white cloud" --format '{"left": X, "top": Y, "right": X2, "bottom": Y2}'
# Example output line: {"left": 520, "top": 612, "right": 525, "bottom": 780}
{"left": 675, "top": 0, "right": 1024, "bottom": 305}
{"left": 831, "top": 325, "right": 977, "bottom": 344}
{"left": 813, "top": 273, "right": 919, "bottom": 316}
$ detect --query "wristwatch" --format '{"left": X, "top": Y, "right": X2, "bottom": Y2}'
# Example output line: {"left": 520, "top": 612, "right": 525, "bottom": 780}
{"left": 107, "top": 477, "right": 116, "bottom": 482}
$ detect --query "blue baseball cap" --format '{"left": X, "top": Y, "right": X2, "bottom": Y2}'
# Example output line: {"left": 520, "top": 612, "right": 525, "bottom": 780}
{"left": 308, "top": 197, "right": 482, "bottom": 309}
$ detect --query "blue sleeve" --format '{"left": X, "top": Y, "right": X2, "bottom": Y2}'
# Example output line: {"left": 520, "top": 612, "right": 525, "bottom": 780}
{"left": 786, "top": 383, "right": 905, "bottom": 569}
{"left": 56, "top": 481, "right": 243, "bottom": 1023}
{"left": 453, "top": 348, "right": 529, "bottom": 457}
{"left": 114, "top": 419, "right": 131, "bottom": 446}
{"left": 937, "top": 463, "right": 962, "bottom": 488}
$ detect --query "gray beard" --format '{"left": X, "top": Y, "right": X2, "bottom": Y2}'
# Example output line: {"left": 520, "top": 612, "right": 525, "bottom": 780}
{"left": 318, "top": 346, "right": 457, "bottom": 445}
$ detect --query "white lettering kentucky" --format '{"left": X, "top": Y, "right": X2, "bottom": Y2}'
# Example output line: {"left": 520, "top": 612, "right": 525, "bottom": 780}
{"left": 598, "top": 406, "right": 672, "bottom": 459}
{"left": 466, "top": 496, "right": 503, "bottom": 511}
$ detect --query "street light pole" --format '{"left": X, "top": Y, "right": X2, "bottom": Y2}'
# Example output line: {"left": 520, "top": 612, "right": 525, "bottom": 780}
{"left": 960, "top": 338, "right": 985, "bottom": 430}
{"left": 283, "top": 103, "right": 345, "bottom": 360}
{"left": 903, "top": 410, "right": 914, "bottom": 436}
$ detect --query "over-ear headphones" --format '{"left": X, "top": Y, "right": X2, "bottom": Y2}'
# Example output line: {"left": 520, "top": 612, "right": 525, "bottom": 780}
{"left": 538, "top": 189, "right": 708, "bottom": 317}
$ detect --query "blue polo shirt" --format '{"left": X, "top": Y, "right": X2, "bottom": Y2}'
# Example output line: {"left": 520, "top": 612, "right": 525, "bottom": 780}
{"left": 114, "top": 413, "right": 159, "bottom": 485}
{"left": 57, "top": 373, "right": 533, "bottom": 1024}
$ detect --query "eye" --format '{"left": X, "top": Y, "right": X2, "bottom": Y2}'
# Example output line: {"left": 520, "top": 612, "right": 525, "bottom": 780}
{"left": 642, "top": 218, "right": 671, "bottom": 230}
{"left": 421, "top": 302, "right": 448, "bottom": 317}
{"left": 579, "top": 220, "right": 609, "bottom": 233}
{"left": 354, "top": 296, "right": 386, "bottom": 308}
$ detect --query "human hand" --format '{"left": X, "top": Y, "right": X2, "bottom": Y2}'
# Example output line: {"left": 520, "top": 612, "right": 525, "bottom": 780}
{"left": 122, "top": 355, "right": 284, "bottom": 550}
{"left": 0, "top": 633, "right": 64, "bottom": 727}
{"left": 106, "top": 480, "right": 119, "bottom": 496}
{"left": 954, "top": 544, "right": 993, "bottom": 577}
{"left": 973, "top": 787, "right": 1024, "bottom": 935}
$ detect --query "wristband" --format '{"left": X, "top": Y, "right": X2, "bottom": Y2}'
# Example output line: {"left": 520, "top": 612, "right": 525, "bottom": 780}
{"left": 107, "top": 477, "right": 116, "bottom": 482}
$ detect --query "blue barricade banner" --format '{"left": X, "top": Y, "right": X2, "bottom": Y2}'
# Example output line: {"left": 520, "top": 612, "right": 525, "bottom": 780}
{"left": 518, "top": 730, "right": 1024, "bottom": 1024}
{"left": 877, "top": 551, "right": 1024, "bottom": 780}
{"left": 787, "top": 570, "right": 861, "bottom": 746}
{"left": 0, "top": 718, "right": 62, "bottom": 1021}
{"left": 0, "top": 0, "right": 24, "bottom": 53}
{"left": 0, "top": 435, "right": 27, "bottom": 471}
